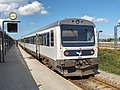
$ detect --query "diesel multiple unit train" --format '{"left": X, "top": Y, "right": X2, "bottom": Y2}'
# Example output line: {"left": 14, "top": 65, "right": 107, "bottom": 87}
{"left": 19, "top": 18, "right": 98, "bottom": 76}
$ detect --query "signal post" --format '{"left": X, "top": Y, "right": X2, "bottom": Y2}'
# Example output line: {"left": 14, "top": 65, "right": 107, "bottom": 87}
{"left": 0, "top": 12, "right": 20, "bottom": 63}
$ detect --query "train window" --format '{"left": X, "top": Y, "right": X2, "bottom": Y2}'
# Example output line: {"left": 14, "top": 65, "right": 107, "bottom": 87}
{"left": 62, "top": 30, "right": 78, "bottom": 37}
{"left": 39, "top": 35, "right": 42, "bottom": 45}
{"left": 41, "top": 35, "right": 43, "bottom": 45}
{"left": 31, "top": 37, "right": 34, "bottom": 44}
{"left": 50, "top": 30, "right": 54, "bottom": 46}
{"left": 39, "top": 33, "right": 49, "bottom": 46}
{"left": 24, "top": 38, "right": 26, "bottom": 43}
{"left": 47, "top": 33, "right": 49, "bottom": 46}
{"left": 33, "top": 36, "right": 36, "bottom": 44}
{"left": 30, "top": 37, "right": 32, "bottom": 44}
{"left": 29, "top": 36, "right": 35, "bottom": 44}
{"left": 25, "top": 38, "right": 29, "bottom": 43}
{"left": 43, "top": 34, "right": 46, "bottom": 45}
{"left": 61, "top": 25, "right": 95, "bottom": 47}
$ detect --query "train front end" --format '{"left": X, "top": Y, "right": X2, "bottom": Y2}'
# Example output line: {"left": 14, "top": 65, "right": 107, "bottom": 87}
{"left": 57, "top": 19, "right": 98, "bottom": 76}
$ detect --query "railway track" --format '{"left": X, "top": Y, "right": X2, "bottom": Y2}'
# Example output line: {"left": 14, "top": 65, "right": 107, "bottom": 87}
{"left": 89, "top": 77, "right": 120, "bottom": 90}
{"left": 68, "top": 76, "right": 120, "bottom": 90}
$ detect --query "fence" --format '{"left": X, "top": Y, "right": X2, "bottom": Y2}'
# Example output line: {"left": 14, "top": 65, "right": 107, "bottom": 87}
{"left": 99, "top": 42, "right": 120, "bottom": 49}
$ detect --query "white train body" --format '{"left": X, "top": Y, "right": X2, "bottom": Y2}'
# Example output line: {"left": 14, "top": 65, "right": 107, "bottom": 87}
{"left": 19, "top": 18, "right": 98, "bottom": 76}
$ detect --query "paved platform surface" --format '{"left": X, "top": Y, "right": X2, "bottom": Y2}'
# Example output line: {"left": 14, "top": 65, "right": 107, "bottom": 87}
{"left": 19, "top": 45, "right": 83, "bottom": 90}
{"left": 0, "top": 45, "right": 38, "bottom": 90}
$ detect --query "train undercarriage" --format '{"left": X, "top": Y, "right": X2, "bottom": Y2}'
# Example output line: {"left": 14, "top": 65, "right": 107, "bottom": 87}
{"left": 55, "top": 59, "right": 99, "bottom": 77}
{"left": 39, "top": 55, "right": 99, "bottom": 77}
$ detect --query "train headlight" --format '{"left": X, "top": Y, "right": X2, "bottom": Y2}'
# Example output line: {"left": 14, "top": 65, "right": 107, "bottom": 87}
{"left": 76, "top": 19, "right": 80, "bottom": 24}
{"left": 64, "top": 51, "right": 69, "bottom": 56}
{"left": 91, "top": 50, "right": 94, "bottom": 55}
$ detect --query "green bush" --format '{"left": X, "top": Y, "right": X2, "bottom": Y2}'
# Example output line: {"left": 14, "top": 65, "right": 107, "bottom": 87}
{"left": 98, "top": 49, "right": 120, "bottom": 75}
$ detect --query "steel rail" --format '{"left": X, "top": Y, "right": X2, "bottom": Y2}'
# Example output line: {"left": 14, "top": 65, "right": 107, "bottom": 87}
{"left": 89, "top": 77, "right": 120, "bottom": 90}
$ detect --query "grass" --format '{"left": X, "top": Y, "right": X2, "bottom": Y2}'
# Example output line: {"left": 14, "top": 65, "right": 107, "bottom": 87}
{"left": 98, "top": 49, "right": 120, "bottom": 75}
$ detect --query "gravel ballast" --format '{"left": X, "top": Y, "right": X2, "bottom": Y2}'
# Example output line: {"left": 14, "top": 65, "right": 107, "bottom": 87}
{"left": 95, "top": 70, "right": 120, "bottom": 87}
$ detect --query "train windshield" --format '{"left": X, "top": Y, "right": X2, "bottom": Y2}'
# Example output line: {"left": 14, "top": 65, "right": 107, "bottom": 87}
{"left": 61, "top": 25, "right": 95, "bottom": 47}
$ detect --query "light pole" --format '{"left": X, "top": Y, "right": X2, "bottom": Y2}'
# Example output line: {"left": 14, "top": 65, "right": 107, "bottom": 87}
{"left": 114, "top": 23, "right": 120, "bottom": 49}
{"left": 97, "top": 30, "right": 103, "bottom": 55}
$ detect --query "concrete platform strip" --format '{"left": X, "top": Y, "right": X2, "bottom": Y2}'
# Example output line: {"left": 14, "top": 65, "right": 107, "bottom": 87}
{"left": 18, "top": 45, "right": 82, "bottom": 90}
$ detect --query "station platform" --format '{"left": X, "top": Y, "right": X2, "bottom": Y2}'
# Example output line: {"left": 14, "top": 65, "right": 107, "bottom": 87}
{"left": 0, "top": 45, "right": 38, "bottom": 90}
{"left": 0, "top": 44, "right": 82, "bottom": 90}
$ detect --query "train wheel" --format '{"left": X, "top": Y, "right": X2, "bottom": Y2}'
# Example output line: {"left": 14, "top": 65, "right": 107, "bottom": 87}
{"left": 44, "top": 58, "right": 53, "bottom": 69}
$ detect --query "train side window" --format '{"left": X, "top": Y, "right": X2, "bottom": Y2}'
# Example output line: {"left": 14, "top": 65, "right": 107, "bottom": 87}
{"left": 31, "top": 37, "right": 34, "bottom": 44}
{"left": 30, "top": 37, "right": 32, "bottom": 44}
{"left": 39, "top": 35, "right": 42, "bottom": 45}
{"left": 34, "top": 36, "right": 36, "bottom": 44}
{"left": 43, "top": 34, "right": 46, "bottom": 45}
{"left": 26, "top": 38, "right": 29, "bottom": 43}
{"left": 47, "top": 33, "right": 49, "bottom": 46}
{"left": 39, "top": 33, "right": 50, "bottom": 46}
{"left": 50, "top": 30, "right": 54, "bottom": 46}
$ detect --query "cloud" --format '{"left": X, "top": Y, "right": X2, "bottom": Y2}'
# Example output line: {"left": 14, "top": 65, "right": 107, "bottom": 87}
{"left": 81, "top": 15, "right": 95, "bottom": 21}
{"left": 81, "top": 15, "right": 109, "bottom": 22}
{"left": 95, "top": 18, "right": 108, "bottom": 22}
{"left": 18, "top": 1, "right": 48, "bottom": 16}
{"left": 0, "top": 0, "right": 48, "bottom": 17}
{"left": 118, "top": 19, "right": 120, "bottom": 24}
{"left": 30, "top": 22, "right": 34, "bottom": 25}
{"left": 0, "top": 0, "right": 24, "bottom": 4}
{"left": 0, "top": 3, "right": 18, "bottom": 12}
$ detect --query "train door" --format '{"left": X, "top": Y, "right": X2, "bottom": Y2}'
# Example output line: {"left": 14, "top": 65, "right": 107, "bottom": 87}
{"left": 50, "top": 30, "right": 56, "bottom": 59}
{"left": 23, "top": 38, "right": 25, "bottom": 49}
{"left": 36, "top": 34, "right": 40, "bottom": 58}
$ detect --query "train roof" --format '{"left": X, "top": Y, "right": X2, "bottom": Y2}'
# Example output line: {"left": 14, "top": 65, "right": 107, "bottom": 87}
{"left": 24, "top": 18, "right": 95, "bottom": 38}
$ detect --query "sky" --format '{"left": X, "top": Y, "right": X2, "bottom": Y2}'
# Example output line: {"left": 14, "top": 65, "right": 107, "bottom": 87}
{"left": 0, "top": 0, "right": 120, "bottom": 39}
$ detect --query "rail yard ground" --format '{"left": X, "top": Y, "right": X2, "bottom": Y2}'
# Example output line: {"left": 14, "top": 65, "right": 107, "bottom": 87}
{"left": 19, "top": 44, "right": 120, "bottom": 90}
{"left": 15, "top": 44, "right": 120, "bottom": 90}
{"left": 94, "top": 48, "right": 120, "bottom": 89}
